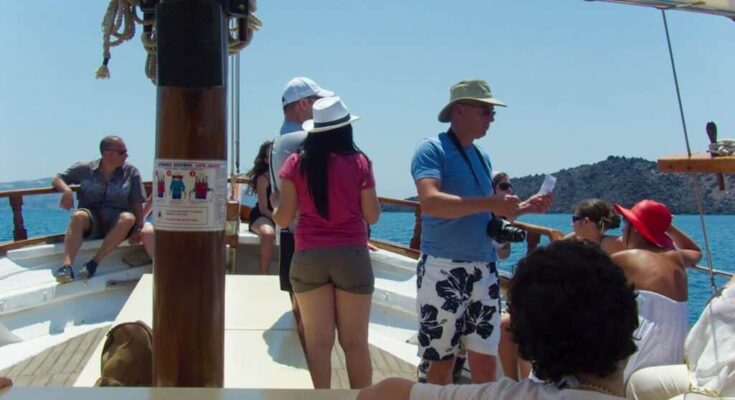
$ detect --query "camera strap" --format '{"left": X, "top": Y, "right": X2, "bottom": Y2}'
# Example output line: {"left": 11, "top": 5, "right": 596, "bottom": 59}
{"left": 446, "top": 129, "right": 493, "bottom": 196}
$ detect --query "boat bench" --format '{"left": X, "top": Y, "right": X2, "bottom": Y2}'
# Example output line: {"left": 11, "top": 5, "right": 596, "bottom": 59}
{"left": 4, "top": 238, "right": 135, "bottom": 264}
{"left": 74, "top": 274, "right": 312, "bottom": 388}
{"left": 238, "top": 224, "right": 261, "bottom": 245}
{"left": 0, "top": 239, "right": 150, "bottom": 316}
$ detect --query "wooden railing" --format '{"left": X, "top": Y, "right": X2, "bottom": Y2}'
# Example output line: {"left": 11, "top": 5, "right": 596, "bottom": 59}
{"left": 11, "top": 185, "right": 728, "bottom": 281}
{"left": 367, "top": 199, "right": 569, "bottom": 260}
{"left": 0, "top": 183, "right": 153, "bottom": 243}
{"left": 0, "top": 186, "right": 77, "bottom": 242}
{"left": 0, "top": 184, "right": 561, "bottom": 260}
{"left": 374, "top": 197, "right": 422, "bottom": 256}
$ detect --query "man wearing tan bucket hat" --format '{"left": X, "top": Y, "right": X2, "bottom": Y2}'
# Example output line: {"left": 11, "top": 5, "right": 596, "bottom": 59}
{"left": 410, "top": 79, "right": 552, "bottom": 384}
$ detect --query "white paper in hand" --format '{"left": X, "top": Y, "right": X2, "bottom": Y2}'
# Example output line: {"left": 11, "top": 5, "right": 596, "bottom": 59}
{"left": 539, "top": 174, "right": 557, "bottom": 194}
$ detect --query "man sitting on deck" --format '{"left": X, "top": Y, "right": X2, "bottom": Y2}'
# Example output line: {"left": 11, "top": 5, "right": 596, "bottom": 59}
{"left": 52, "top": 135, "right": 146, "bottom": 283}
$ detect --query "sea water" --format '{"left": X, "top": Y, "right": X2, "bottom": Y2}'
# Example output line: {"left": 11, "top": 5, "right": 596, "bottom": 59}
{"left": 371, "top": 212, "right": 735, "bottom": 326}
{"left": 2, "top": 209, "right": 733, "bottom": 325}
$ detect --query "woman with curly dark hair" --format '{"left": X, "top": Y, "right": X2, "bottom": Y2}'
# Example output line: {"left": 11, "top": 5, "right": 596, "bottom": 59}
{"left": 358, "top": 240, "right": 639, "bottom": 400}
{"left": 500, "top": 200, "right": 627, "bottom": 380}
{"left": 244, "top": 140, "right": 275, "bottom": 274}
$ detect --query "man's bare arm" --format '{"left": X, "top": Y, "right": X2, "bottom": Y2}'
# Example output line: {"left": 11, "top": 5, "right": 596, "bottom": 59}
{"left": 416, "top": 178, "right": 520, "bottom": 219}
{"left": 52, "top": 176, "right": 74, "bottom": 210}
{"left": 132, "top": 202, "right": 145, "bottom": 230}
{"left": 518, "top": 193, "right": 553, "bottom": 215}
{"left": 273, "top": 180, "right": 298, "bottom": 228}
{"left": 667, "top": 224, "right": 702, "bottom": 266}
{"left": 357, "top": 378, "right": 414, "bottom": 400}
{"left": 142, "top": 195, "right": 153, "bottom": 219}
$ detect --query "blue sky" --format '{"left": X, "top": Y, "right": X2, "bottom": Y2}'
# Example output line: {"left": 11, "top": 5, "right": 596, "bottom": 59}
{"left": 1, "top": 1, "right": 733, "bottom": 198}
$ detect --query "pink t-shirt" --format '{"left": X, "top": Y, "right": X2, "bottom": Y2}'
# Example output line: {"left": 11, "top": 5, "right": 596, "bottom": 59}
{"left": 280, "top": 152, "right": 376, "bottom": 251}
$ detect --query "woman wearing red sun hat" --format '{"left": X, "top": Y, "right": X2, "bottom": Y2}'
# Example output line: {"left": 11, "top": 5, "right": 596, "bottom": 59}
{"left": 611, "top": 199, "right": 702, "bottom": 389}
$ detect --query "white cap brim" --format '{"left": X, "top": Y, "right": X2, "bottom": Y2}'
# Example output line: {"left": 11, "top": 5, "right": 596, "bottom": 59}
{"left": 315, "top": 88, "right": 335, "bottom": 98}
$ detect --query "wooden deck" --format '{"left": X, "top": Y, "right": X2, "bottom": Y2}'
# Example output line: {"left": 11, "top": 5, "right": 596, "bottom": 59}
{"left": 0, "top": 327, "right": 109, "bottom": 387}
{"left": 332, "top": 342, "right": 416, "bottom": 388}
{"left": 0, "top": 325, "right": 416, "bottom": 389}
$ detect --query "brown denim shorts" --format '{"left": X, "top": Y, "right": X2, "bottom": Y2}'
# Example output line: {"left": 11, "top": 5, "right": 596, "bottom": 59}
{"left": 79, "top": 208, "right": 133, "bottom": 240}
{"left": 290, "top": 245, "right": 374, "bottom": 295}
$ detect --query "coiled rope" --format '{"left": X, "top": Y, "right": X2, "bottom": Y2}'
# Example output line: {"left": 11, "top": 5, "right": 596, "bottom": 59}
{"left": 97, "top": 0, "right": 260, "bottom": 84}
{"left": 97, "top": 0, "right": 149, "bottom": 80}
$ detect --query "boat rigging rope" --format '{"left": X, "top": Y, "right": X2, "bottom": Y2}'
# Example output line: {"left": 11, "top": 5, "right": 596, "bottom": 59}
{"left": 234, "top": 52, "right": 241, "bottom": 176}
{"left": 228, "top": 4, "right": 263, "bottom": 54}
{"left": 96, "top": 0, "right": 261, "bottom": 84}
{"left": 141, "top": 28, "right": 157, "bottom": 84}
{"left": 96, "top": 0, "right": 148, "bottom": 80}
{"left": 229, "top": 48, "right": 242, "bottom": 200}
{"left": 660, "top": 9, "right": 718, "bottom": 296}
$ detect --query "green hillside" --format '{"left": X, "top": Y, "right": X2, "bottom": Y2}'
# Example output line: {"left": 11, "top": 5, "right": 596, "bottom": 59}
{"left": 392, "top": 156, "right": 735, "bottom": 214}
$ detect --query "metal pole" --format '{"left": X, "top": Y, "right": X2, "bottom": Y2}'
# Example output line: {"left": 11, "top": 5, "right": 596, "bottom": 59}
{"left": 661, "top": 9, "right": 692, "bottom": 157}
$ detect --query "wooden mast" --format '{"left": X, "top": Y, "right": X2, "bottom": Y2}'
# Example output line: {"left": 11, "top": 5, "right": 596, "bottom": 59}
{"left": 153, "top": 0, "right": 227, "bottom": 387}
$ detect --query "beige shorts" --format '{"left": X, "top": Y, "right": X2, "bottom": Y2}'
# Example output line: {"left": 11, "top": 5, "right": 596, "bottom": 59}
{"left": 290, "top": 245, "right": 374, "bottom": 295}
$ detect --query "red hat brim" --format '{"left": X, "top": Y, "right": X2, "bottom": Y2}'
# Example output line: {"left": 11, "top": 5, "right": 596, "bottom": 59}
{"left": 613, "top": 203, "right": 674, "bottom": 249}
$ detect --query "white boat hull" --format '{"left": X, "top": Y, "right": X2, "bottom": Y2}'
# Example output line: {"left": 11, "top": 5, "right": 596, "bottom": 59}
{"left": 0, "top": 226, "right": 430, "bottom": 384}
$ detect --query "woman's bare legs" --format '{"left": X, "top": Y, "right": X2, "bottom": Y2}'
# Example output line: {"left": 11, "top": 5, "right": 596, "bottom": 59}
{"left": 467, "top": 351, "right": 497, "bottom": 383}
{"left": 140, "top": 222, "right": 155, "bottom": 258}
{"left": 296, "top": 284, "right": 336, "bottom": 388}
{"left": 498, "top": 312, "right": 519, "bottom": 380}
{"left": 335, "top": 289, "right": 373, "bottom": 388}
{"left": 251, "top": 217, "right": 275, "bottom": 274}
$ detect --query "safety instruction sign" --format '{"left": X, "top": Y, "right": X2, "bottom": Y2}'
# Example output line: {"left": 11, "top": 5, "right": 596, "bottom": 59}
{"left": 152, "top": 159, "right": 227, "bottom": 232}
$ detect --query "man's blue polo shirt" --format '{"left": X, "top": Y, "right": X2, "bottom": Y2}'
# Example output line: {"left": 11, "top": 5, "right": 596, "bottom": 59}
{"left": 410, "top": 132, "right": 496, "bottom": 262}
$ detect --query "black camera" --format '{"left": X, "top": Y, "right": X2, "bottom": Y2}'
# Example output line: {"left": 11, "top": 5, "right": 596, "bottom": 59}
{"left": 486, "top": 218, "right": 526, "bottom": 243}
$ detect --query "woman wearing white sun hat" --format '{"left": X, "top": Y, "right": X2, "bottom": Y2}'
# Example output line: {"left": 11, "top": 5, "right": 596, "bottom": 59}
{"left": 273, "top": 96, "right": 380, "bottom": 389}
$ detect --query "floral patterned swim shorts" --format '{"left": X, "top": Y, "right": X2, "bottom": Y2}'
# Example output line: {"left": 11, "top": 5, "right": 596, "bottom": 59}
{"left": 415, "top": 254, "right": 501, "bottom": 360}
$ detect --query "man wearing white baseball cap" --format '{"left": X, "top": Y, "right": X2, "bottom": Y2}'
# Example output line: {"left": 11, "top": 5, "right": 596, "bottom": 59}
{"left": 280, "top": 76, "right": 334, "bottom": 108}
{"left": 272, "top": 77, "right": 334, "bottom": 186}
{"left": 269, "top": 77, "right": 333, "bottom": 332}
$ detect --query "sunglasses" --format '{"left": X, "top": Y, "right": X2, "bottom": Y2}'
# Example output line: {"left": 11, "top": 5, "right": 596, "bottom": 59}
{"left": 496, "top": 182, "right": 512, "bottom": 191}
{"left": 462, "top": 103, "right": 496, "bottom": 117}
{"left": 572, "top": 215, "right": 585, "bottom": 223}
{"left": 106, "top": 148, "right": 128, "bottom": 156}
